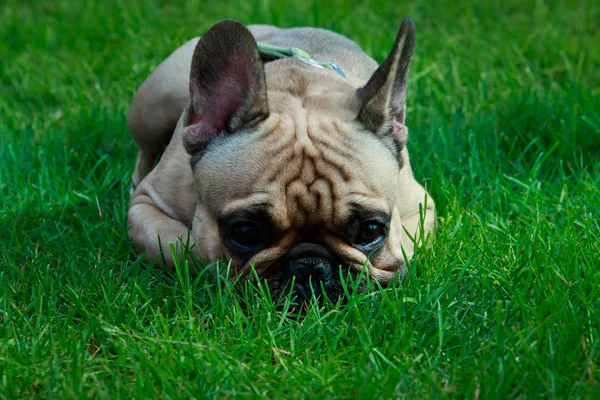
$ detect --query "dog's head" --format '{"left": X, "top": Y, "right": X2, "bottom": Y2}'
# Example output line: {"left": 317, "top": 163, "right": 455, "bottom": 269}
{"left": 182, "top": 19, "right": 418, "bottom": 303}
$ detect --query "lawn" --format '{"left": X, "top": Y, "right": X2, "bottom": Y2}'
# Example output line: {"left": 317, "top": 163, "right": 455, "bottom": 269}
{"left": 1, "top": 0, "right": 599, "bottom": 398}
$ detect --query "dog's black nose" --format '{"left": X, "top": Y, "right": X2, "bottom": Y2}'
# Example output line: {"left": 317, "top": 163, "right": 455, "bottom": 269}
{"left": 282, "top": 257, "right": 335, "bottom": 302}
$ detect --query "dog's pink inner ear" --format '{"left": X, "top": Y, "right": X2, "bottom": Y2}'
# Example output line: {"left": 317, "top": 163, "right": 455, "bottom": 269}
{"left": 356, "top": 18, "right": 415, "bottom": 141}
{"left": 182, "top": 20, "right": 269, "bottom": 156}
{"left": 183, "top": 55, "right": 251, "bottom": 153}
{"left": 391, "top": 114, "right": 408, "bottom": 144}
{"left": 183, "top": 54, "right": 253, "bottom": 154}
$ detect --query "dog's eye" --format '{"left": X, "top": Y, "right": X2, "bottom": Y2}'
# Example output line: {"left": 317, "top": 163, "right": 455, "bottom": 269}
{"left": 227, "top": 221, "right": 269, "bottom": 252}
{"left": 354, "top": 222, "right": 387, "bottom": 246}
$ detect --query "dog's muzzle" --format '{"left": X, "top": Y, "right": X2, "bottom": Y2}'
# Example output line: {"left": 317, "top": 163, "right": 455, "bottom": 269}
{"left": 281, "top": 242, "right": 343, "bottom": 303}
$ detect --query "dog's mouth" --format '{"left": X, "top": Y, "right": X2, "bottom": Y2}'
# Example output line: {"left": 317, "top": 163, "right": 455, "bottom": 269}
{"left": 259, "top": 242, "right": 365, "bottom": 305}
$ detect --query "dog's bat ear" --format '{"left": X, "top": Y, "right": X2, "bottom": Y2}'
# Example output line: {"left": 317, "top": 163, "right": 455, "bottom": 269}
{"left": 183, "top": 20, "right": 270, "bottom": 155}
{"left": 356, "top": 18, "right": 415, "bottom": 150}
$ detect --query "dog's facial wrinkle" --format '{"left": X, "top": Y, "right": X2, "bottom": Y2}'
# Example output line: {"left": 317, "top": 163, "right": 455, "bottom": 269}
{"left": 229, "top": 106, "right": 398, "bottom": 236}
{"left": 192, "top": 74, "right": 403, "bottom": 280}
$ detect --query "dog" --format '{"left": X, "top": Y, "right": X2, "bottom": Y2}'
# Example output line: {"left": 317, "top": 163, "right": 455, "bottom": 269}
{"left": 127, "top": 18, "right": 435, "bottom": 302}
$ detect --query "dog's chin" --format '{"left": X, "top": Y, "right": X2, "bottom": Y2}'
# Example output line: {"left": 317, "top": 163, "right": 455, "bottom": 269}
{"left": 255, "top": 242, "right": 368, "bottom": 306}
{"left": 260, "top": 264, "right": 357, "bottom": 308}
{"left": 261, "top": 265, "right": 343, "bottom": 304}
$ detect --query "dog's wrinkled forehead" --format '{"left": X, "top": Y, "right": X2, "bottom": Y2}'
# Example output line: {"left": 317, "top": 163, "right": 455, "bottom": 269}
{"left": 193, "top": 111, "right": 400, "bottom": 227}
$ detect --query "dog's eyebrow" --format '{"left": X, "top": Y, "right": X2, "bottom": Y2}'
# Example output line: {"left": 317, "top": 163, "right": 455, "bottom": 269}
{"left": 219, "top": 192, "right": 271, "bottom": 216}
{"left": 348, "top": 203, "right": 391, "bottom": 222}
{"left": 220, "top": 203, "right": 271, "bottom": 221}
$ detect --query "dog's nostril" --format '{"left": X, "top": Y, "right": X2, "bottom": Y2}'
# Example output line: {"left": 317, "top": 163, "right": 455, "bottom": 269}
{"left": 283, "top": 257, "right": 334, "bottom": 300}
{"left": 285, "top": 257, "right": 332, "bottom": 282}
{"left": 313, "top": 261, "right": 332, "bottom": 282}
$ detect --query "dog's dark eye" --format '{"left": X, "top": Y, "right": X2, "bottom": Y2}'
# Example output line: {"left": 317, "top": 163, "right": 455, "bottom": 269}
{"left": 354, "top": 222, "right": 387, "bottom": 247}
{"left": 227, "top": 221, "right": 270, "bottom": 253}
{"left": 357, "top": 223, "right": 382, "bottom": 244}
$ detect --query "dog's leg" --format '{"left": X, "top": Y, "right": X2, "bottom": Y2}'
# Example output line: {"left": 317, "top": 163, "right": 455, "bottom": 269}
{"left": 127, "top": 130, "right": 198, "bottom": 269}
{"left": 128, "top": 181, "right": 195, "bottom": 269}
{"left": 128, "top": 196, "right": 191, "bottom": 268}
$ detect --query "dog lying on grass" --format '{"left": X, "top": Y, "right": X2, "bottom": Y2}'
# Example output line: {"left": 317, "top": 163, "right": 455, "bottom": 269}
{"left": 127, "top": 18, "right": 435, "bottom": 302}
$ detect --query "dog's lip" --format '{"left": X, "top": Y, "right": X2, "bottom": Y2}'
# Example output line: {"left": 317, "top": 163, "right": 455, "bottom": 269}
{"left": 282, "top": 242, "right": 336, "bottom": 263}
{"left": 236, "top": 232, "right": 298, "bottom": 278}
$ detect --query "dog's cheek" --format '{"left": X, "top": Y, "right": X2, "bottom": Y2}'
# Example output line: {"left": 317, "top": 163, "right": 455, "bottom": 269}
{"left": 370, "top": 243, "right": 406, "bottom": 276}
{"left": 369, "top": 219, "right": 408, "bottom": 281}
{"left": 191, "top": 203, "right": 226, "bottom": 262}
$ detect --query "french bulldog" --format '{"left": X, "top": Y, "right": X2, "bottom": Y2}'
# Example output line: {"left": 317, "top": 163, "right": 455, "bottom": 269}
{"left": 127, "top": 18, "right": 435, "bottom": 302}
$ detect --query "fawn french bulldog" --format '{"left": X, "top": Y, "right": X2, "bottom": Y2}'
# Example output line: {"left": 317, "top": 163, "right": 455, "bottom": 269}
{"left": 127, "top": 18, "right": 435, "bottom": 302}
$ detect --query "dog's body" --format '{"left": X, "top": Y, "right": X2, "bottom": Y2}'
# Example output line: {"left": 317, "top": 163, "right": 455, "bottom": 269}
{"left": 127, "top": 20, "right": 434, "bottom": 301}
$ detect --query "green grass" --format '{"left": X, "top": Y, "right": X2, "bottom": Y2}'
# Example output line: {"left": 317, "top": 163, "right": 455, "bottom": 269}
{"left": 1, "top": 0, "right": 599, "bottom": 398}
